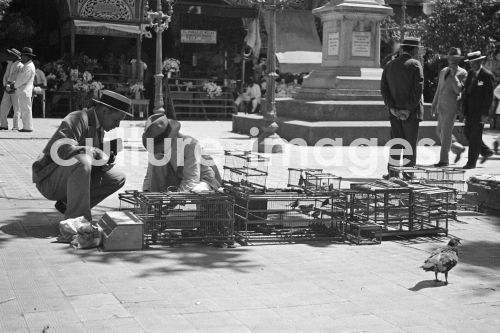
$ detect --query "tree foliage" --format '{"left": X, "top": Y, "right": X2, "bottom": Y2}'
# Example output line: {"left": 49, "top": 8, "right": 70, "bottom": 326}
{"left": 423, "top": 0, "right": 499, "bottom": 54}
{"left": 0, "top": 10, "right": 36, "bottom": 43}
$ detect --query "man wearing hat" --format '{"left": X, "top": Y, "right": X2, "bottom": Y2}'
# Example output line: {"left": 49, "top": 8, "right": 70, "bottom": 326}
{"left": 32, "top": 90, "right": 132, "bottom": 221}
{"left": 13, "top": 47, "right": 37, "bottom": 132}
{"left": 381, "top": 37, "right": 424, "bottom": 178}
{"left": 431, "top": 47, "right": 468, "bottom": 166}
{"left": 0, "top": 48, "right": 23, "bottom": 130}
{"left": 461, "top": 51, "right": 494, "bottom": 169}
{"left": 142, "top": 114, "right": 221, "bottom": 193}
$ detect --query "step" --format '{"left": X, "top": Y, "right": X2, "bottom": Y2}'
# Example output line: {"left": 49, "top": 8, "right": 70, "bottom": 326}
{"left": 232, "top": 114, "right": 464, "bottom": 146}
{"left": 276, "top": 98, "right": 433, "bottom": 121}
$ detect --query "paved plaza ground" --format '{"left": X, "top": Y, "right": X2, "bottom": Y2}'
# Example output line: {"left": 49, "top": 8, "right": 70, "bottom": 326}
{"left": 1, "top": 118, "right": 500, "bottom": 332}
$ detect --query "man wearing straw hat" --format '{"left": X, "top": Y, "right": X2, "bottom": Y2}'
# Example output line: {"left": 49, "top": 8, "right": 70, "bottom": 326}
{"left": 381, "top": 37, "right": 424, "bottom": 179}
{"left": 461, "top": 51, "right": 494, "bottom": 169}
{"left": 32, "top": 90, "right": 132, "bottom": 221}
{"left": 431, "top": 47, "right": 468, "bottom": 167}
{"left": 0, "top": 48, "right": 23, "bottom": 130}
{"left": 14, "top": 47, "right": 37, "bottom": 132}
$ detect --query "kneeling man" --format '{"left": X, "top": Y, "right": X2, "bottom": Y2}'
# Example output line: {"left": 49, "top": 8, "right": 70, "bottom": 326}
{"left": 142, "top": 114, "right": 221, "bottom": 192}
{"left": 32, "top": 90, "right": 132, "bottom": 221}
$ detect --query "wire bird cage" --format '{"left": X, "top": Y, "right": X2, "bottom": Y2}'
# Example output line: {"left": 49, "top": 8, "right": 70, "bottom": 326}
{"left": 118, "top": 190, "right": 141, "bottom": 211}
{"left": 304, "top": 171, "right": 342, "bottom": 194}
{"left": 388, "top": 166, "right": 428, "bottom": 181}
{"left": 412, "top": 185, "right": 455, "bottom": 235}
{"left": 345, "top": 182, "right": 413, "bottom": 237}
{"left": 287, "top": 168, "right": 323, "bottom": 188}
{"left": 134, "top": 191, "right": 235, "bottom": 246}
{"left": 228, "top": 187, "right": 346, "bottom": 244}
{"left": 223, "top": 150, "right": 269, "bottom": 192}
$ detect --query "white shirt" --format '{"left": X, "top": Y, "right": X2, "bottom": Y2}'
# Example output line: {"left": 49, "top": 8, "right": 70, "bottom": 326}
{"left": 14, "top": 60, "right": 35, "bottom": 97}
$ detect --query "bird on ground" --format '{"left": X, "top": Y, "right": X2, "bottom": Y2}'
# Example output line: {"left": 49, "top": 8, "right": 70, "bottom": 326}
{"left": 289, "top": 199, "right": 300, "bottom": 209}
{"left": 321, "top": 198, "right": 330, "bottom": 207}
{"left": 421, "top": 238, "right": 461, "bottom": 285}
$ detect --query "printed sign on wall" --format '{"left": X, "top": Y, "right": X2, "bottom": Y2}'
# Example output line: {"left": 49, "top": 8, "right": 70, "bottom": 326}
{"left": 327, "top": 32, "right": 339, "bottom": 56}
{"left": 181, "top": 30, "right": 217, "bottom": 44}
{"left": 352, "top": 32, "right": 371, "bottom": 57}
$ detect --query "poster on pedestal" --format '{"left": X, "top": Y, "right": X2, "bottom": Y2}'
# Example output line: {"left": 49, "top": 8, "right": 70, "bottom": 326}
{"left": 352, "top": 32, "right": 371, "bottom": 57}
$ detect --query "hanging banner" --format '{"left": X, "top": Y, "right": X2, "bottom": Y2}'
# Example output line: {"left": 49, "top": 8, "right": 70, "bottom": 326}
{"left": 181, "top": 30, "right": 217, "bottom": 44}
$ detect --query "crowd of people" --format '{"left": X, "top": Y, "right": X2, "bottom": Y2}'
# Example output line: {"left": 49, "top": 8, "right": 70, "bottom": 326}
{"left": 382, "top": 37, "right": 499, "bottom": 174}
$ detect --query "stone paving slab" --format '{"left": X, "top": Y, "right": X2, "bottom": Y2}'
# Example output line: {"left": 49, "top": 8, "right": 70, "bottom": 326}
{"left": 1, "top": 119, "right": 500, "bottom": 332}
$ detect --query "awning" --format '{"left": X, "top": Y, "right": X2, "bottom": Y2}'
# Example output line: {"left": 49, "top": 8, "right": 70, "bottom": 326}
{"left": 64, "top": 20, "right": 143, "bottom": 38}
{"left": 263, "top": 10, "right": 322, "bottom": 74}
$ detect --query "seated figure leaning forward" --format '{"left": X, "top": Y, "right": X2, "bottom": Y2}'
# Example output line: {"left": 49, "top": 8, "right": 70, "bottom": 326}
{"left": 142, "top": 114, "right": 221, "bottom": 192}
{"left": 32, "top": 90, "right": 132, "bottom": 221}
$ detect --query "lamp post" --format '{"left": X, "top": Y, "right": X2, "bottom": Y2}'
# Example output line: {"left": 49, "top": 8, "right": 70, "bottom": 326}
{"left": 254, "top": 0, "right": 286, "bottom": 154}
{"left": 145, "top": 0, "right": 173, "bottom": 114}
{"left": 400, "top": 0, "right": 407, "bottom": 40}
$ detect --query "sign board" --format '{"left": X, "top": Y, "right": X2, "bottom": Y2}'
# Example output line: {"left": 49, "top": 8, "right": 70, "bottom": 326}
{"left": 352, "top": 32, "right": 371, "bottom": 57}
{"left": 327, "top": 32, "right": 339, "bottom": 56}
{"left": 181, "top": 30, "right": 217, "bottom": 44}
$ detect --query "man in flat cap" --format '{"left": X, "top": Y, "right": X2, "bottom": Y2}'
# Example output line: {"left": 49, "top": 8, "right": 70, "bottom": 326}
{"left": 461, "top": 51, "right": 494, "bottom": 169}
{"left": 0, "top": 48, "right": 23, "bottom": 130}
{"left": 32, "top": 90, "right": 132, "bottom": 221}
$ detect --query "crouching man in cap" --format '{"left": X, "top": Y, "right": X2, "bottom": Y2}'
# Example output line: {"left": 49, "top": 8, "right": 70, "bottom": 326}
{"left": 142, "top": 114, "right": 221, "bottom": 192}
{"left": 32, "top": 90, "right": 132, "bottom": 221}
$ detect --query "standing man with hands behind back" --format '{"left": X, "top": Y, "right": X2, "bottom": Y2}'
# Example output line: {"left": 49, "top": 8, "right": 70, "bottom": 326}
{"left": 381, "top": 37, "right": 424, "bottom": 179}
{"left": 0, "top": 48, "right": 23, "bottom": 130}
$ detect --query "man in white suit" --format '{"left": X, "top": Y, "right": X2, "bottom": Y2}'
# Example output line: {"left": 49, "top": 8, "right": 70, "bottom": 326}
{"left": 14, "top": 47, "right": 36, "bottom": 132}
{"left": 0, "top": 48, "right": 23, "bottom": 130}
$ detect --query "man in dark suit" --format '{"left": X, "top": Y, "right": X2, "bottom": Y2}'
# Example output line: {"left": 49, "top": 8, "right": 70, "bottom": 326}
{"left": 462, "top": 51, "right": 494, "bottom": 169}
{"left": 381, "top": 37, "right": 424, "bottom": 178}
{"left": 32, "top": 90, "right": 132, "bottom": 221}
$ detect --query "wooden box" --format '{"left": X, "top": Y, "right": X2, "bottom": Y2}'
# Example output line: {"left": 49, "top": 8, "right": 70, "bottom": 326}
{"left": 98, "top": 211, "right": 144, "bottom": 251}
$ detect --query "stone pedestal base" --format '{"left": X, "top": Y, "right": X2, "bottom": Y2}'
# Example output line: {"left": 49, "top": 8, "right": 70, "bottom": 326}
{"left": 255, "top": 133, "right": 284, "bottom": 153}
{"left": 295, "top": 67, "right": 383, "bottom": 101}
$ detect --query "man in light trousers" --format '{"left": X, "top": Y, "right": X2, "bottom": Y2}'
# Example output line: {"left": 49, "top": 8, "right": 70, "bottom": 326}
{"left": 14, "top": 47, "right": 36, "bottom": 132}
{"left": 0, "top": 48, "right": 23, "bottom": 130}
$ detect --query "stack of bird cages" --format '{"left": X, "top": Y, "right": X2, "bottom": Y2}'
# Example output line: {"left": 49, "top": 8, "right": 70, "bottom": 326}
{"left": 345, "top": 180, "right": 413, "bottom": 239}
{"left": 118, "top": 190, "right": 141, "bottom": 211}
{"left": 412, "top": 185, "right": 455, "bottom": 236}
{"left": 223, "top": 150, "right": 269, "bottom": 192}
{"left": 231, "top": 188, "right": 345, "bottom": 244}
{"left": 135, "top": 191, "right": 235, "bottom": 246}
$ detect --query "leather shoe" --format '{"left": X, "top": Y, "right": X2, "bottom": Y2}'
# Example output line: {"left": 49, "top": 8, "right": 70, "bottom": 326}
{"left": 0, "top": 127, "right": 8, "bottom": 130}
{"left": 434, "top": 162, "right": 449, "bottom": 167}
{"left": 454, "top": 151, "right": 463, "bottom": 163}
{"left": 18, "top": 129, "right": 33, "bottom": 132}
{"left": 55, "top": 200, "right": 67, "bottom": 214}
{"left": 494, "top": 141, "right": 499, "bottom": 155}
{"left": 462, "top": 164, "right": 475, "bottom": 170}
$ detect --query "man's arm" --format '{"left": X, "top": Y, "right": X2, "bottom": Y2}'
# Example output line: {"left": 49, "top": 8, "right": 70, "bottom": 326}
{"left": 380, "top": 67, "right": 394, "bottom": 108}
{"left": 406, "top": 60, "right": 424, "bottom": 111}
{"left": 431, "top": 69, "right": 444, "bottom": 115}
{"left": 480, "top": 72, "right": 494, "bottom": 117}
{"left": 42, "top": 115, "right": 89, "bottom": 160}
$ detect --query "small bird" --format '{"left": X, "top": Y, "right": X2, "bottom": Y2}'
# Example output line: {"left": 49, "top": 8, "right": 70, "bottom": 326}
{"left": 320, "top": 198, "right": 330, "bottom": 207}
{"left": 421, "top": 238, "right": 461, "bottom": 285}
{"left": 289, "top": 199, "right": 300, "bottom": 209}
{"left": 311, "top": 208, "right": 321, "bottom": 219}
{"left": 298, "top": 173, "right": 305, "bottom": 186}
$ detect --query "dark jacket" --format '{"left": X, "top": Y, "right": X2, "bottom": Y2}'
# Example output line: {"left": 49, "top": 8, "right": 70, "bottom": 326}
{"left": 381, "top": 53, "right": 424, "bottom": 120}
{"left": 462, "top": 66, "right": 494, "bottom": 121}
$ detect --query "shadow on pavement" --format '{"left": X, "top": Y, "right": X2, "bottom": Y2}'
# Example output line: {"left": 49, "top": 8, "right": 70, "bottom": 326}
{"left": 459, "top": 240, "right": 500, "bottom": 270}
{"left": 63, "top": 244, "right": 258, "bottom": 277}
{"left": 0, "top": 211, "right": 61, "bottom": 240}
{"left": 408, "top": 279, "right": 447, "bottom": 291}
